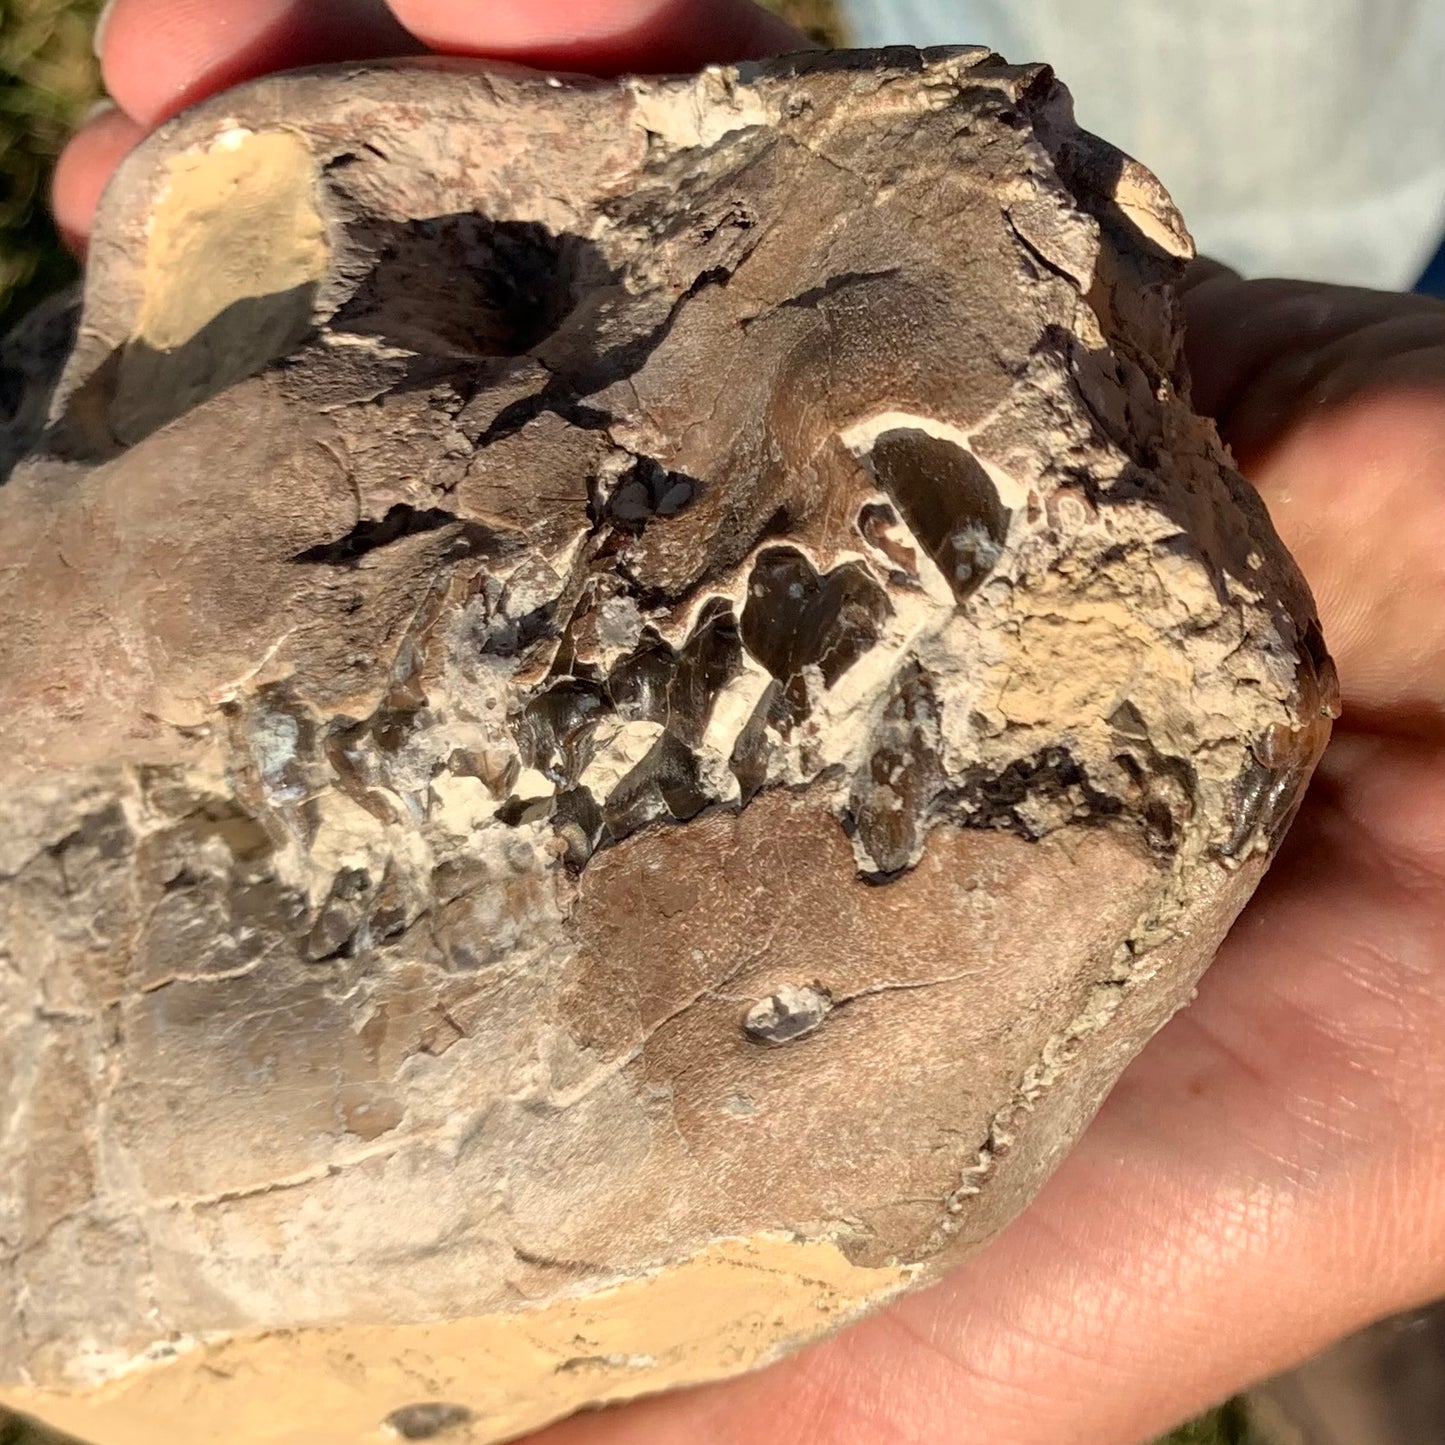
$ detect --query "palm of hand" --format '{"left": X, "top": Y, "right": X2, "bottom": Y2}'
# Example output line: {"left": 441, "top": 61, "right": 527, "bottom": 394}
{"left": 527, "top": 274, "right": 1445, "bottom": 1445}
{"left": 56, "top": 5, "right": 1445, "bottom": 1442}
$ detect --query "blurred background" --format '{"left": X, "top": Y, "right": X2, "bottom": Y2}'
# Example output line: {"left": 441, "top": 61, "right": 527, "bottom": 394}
{"left": 1, "top": 2, "right": 1441, "bottom": 1444}
{"left": 0, "top": 0, "right": 102, "bottom": 333}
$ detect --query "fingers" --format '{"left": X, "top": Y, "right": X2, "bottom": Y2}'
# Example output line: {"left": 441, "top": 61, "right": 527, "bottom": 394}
{"left": 56, "top": 0, "right": 419, "bottom": 250}
{"left": 97, "top": 0, "right": 803, "bottom": 128}
{"left": 1182, "top": 278, "right": 1445, "bottom": 734}
{"left": 98, "top": 0, "right": 423, "bottom": 128}
{"left": 1246, "top": 391, "right": 1445, "bottom": 735}
{"left": 1182, "top": 277, "right": 1445, "bottom": 458}
{"left": 386, "top": 0, "right": 806, "bottom": 73}
{"left": 1178, "top": 254, "right": 1242, "bottom": 298}
{"left": 51, "top": 106, "right": 146, "bottom": 255}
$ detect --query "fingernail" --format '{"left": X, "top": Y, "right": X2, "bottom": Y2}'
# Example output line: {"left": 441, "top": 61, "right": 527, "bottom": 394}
{"left": 81, "top": 98, "right": 119, "bottom": 125}
{"left": 93, "top": 0, "right": 118, "bottom": 61}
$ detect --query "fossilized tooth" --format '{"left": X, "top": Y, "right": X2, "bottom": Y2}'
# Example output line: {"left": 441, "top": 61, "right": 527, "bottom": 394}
{"left": 0, "top": 46, "right": 1336, "bottom": 1445}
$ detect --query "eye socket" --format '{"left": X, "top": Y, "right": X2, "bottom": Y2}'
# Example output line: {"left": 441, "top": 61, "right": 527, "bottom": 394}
{"left": 329, "top": 216, "right": 581, "bottom": 359}
{"left": 858, "top": 428, "right": 1011, "bottom": 600}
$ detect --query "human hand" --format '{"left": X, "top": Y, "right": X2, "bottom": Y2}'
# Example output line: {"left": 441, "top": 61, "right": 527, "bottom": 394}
{"left": 527, "top": 272, "right": 1445, "bottom": 1445}
{"left": 54, "top": 5, "right": 1445, "bottom": 1442}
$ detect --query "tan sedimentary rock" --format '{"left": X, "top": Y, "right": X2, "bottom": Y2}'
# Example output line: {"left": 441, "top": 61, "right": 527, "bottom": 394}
{"left": 0, "top": 47, "right": 1335, "bottom": 1445}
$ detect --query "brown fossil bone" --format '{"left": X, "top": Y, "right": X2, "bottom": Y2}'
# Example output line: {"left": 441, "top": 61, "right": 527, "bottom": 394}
{"left": 0, "top": 46, "right": 1336, "bottom": 1445}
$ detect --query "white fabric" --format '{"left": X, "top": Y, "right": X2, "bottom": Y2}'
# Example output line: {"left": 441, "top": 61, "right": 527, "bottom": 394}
{"left": 840, "top": 0, "right": 1445, "bottom": 289}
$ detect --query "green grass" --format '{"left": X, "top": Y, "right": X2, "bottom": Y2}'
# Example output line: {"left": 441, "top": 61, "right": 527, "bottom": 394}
{"left": 1164, "top": 1400, "right": 1260, "bottom": 1444}
{"left": 0, "top": 0, "right": 105, "bottom": 332}
{"left": 761, "top": 0, "right": 850, "bottom": 45}
{"left": 0, "top": 4, "right": 1265, "bottom": 1444}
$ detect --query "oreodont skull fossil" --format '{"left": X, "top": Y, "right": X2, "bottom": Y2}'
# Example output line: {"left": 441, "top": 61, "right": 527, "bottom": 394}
{"left": 0, "top": 46, "right": 1334, "bottom": 1445}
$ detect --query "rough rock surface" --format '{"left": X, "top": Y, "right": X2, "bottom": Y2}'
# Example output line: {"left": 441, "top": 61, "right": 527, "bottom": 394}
{"left": 0, "top": 47, "right": 1336, "bottom": 1445}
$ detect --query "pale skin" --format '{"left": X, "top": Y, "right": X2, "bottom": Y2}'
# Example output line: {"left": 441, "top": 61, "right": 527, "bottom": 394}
{"left": 54, "top": 3, "right": 1445, "bottom": 1441}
